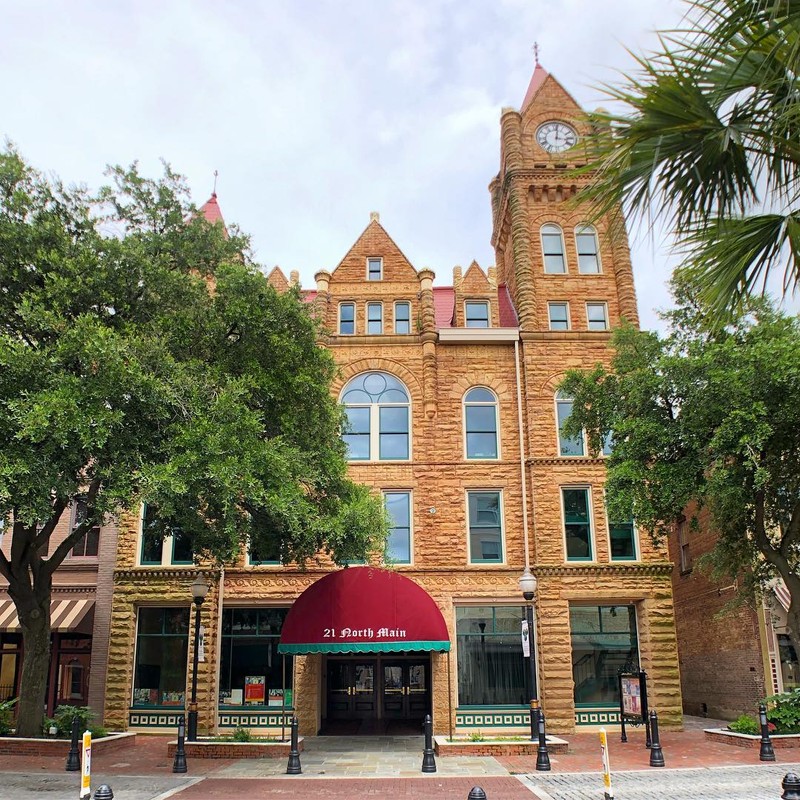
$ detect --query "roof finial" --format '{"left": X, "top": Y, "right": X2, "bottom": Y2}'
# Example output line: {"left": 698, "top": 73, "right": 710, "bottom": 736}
{"left": 533, "top": 41, "right": 540, "bottom": 65}
{"left": 212, "top": 169, "right": 218, "bottom": 198}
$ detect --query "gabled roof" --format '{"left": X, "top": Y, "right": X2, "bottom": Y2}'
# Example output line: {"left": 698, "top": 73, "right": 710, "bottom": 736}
{"left": 521, "top": 62, "right": 549, "bottom": 113}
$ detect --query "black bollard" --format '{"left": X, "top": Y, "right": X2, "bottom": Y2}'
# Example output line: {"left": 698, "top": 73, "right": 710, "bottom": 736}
{"left": 648, "top": 710, "right": 665, "bottom": 767}
{"left": 535, "top": 710, "right": 551, "bottom": 772}
{"left": 782, "top": 772, "right": 800, "bottom": 800}
{"left": 421, "top": 713, "right": 437, "bottom": 773}
{"left": 65, "top": 717, "right": 81, "bottom": 772}
{"left": 172, "top": 717, "right": 188, "bottom": 774}
{"left": 286, "top": 716, "right": 302, "bottom": 774}
{"left": 93, "top": 785, "right": 114, "bottom": 800}
{"left": 467, "top": 787, "right": 487, "bottom": 800}
{"left": 758, "top": 703, "right": 776, "bottom": 762}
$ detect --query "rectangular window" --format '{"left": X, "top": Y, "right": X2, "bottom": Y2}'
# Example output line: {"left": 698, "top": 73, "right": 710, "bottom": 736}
{"left": 557, "top": 397, "right": 585, "bottom": 457}
{"left": 563, "top": 488, "right": 593, "bottom": 561}
{"left": 140, "top": 504, "right": 193, "bottom": 566}
{"left": 465, "top": 301, "right": 489, "bottom": 328}
{"left": 70, "top": 500, "right": 100, "bottom": 558}
{"left": 248, "top": 519, "right": 281, "bottom": 565}
{"left": 343, "top": 407, "right": 370, "bottom": 461}
{"left": 456, "top": 606, "right": 527, "bottom": 706}
{"left": 379, "top": 406, "right": 409, "bottom": 459}
{"left": 678, "top": 520, "right": 691, "bottom": 573}
{"left": 219, "top": 608, "right": 293, "bottom": 708}
{"left": 587, "top": 302, "right": 609, "bottom": 331}
{"left": 542, "top": 227, "right": 566, "bottom": 273}
{"left": 339, "top": 303, "right": 355, "bottom": 335}
{"left": 384, "top": 491, "right": 411, "bottom": 564}
{"left": 576, "top": 228, "right": 601, "bottom": 274}
{"left": 548, "top": 302, "right": 569, "bottom": 331}
{"left": 394, "top": 302, "right": 411, "bottom": 334}
{"left": 570, "top": 605, "right": 638, "bottom": 706}
{"left": 609, "top": 520, "right": 637, "bottom": 561}
{"left": 132, "top": 607, "right": 189, "bottom": 707}
{"left": 367, "top": 257, "right": 383, "bottom": 281}
{"left": 468, "top": 491, "right": 503, "bottom": 563}
{"left": 367, "top": 303, "right": 383, "bottom": 334}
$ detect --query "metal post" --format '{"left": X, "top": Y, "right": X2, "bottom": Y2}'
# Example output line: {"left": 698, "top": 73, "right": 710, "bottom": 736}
{"left": 421, "top": 713, "right": 437, "bottom": 773}
{"left": 65, "top": 717, "right": 81, "bottom": 772}
{"left": 467, "top": 788, "right": 487, "bottom": 800}
{"left": 759, "top": 702, "right": 776, "bottom": 762}
{"left": 536, "top": 709, "right": 551, "bottom": 771}
{"left": 286, "top": 716, "right": 302, "bottom": 774}
{"left": 187, "top": 598, "right": 202, "bottom": 741}
{"left": 782, "top": 772, "right": 800, "bottom": 800}
{"left": 525, "top": 603, "right": 538, "bottom": 742}
{"left": 172, "top": 717, "right": 188, "bottom": 774}
{"left": 93, "top": 785, "right": 114, "bottom": 800}
{"left": 648, "top": 710, "right": 665, "bottom": 767}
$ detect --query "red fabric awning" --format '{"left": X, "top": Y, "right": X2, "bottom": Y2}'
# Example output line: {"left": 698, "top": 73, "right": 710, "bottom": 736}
{"left": 277, "top": 567, "right": 450, "bottom": 654}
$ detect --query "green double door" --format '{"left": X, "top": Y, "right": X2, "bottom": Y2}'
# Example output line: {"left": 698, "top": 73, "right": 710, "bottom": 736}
{"left": 326, "top": 657, "right": 430, "bottom": 724}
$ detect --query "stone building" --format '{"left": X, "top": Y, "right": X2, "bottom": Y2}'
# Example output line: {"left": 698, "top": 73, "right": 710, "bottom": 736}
{"left": 101, "top": 63, "right": 682, "bottom": 737}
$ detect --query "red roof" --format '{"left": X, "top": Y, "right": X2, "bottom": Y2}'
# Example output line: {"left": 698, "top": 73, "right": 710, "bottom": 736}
{"left": 433, "top": 287, "right": 455, "bottom": 328}
{"left": 199, "top": 193, "right": 226, "bottom": 228}
{"left": 498, "top": 284, "right": 519, "bottom": 327}
{"left": 521, "top": 62, "right": 548, "bottom": 112}
{"left": 301, "top": 290, "right": 317, "bottom": 304}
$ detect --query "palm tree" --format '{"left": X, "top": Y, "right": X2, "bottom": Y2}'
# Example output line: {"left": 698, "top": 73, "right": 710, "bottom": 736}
{"left": 581, "top": 0, "right": 800, "bottom": 322}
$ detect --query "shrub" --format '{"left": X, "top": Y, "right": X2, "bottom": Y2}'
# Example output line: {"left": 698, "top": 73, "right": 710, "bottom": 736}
{"left": 468, "top": 731, "right": 485, "bottom": 742}
{"left": 728, "top": 714, "right": 759, "bottom": 735}
{"left": 0, "top": 699, "right": 17, "bottom": 735}
{"left": 53, "top": 706, "right": 94, "bottom": 737}
{"left": 765, "top": 689, "right": 800, "bottom": 734}
{"left": 232, "top": 726, "right": 252, "bottom": 742}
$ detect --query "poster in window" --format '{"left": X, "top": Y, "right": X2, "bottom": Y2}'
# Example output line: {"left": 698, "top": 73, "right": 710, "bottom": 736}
{"left": 244, "top": 676, "right": 266, "bottom": 705}
{"left": 268, "top": 689, "right": 284, "bottom": 707}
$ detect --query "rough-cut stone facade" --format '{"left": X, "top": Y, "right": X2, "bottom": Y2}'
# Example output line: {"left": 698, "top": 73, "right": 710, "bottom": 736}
{"left": 103, "top": 64, "right": 682, "bottom": 737}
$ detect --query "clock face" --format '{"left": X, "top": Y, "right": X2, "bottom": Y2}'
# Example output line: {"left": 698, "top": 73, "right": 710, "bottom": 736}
{"left": 536, "top": 121, "right": 578, "bottom": 154}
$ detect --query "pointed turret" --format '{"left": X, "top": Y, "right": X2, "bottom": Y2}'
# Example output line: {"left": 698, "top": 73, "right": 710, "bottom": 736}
{"left": 198, "top": 193, "right": 228, "bottom": 237}
{"left": 520, "top": 62, "right": 549, "bottom": 113}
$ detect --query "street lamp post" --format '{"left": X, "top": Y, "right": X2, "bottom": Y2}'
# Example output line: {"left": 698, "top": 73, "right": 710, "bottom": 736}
{"left": 187, "top": 573, "right": 209, "bottom": 742}
{"left": 518, "top": 568, "right": 539, "bottom": 743}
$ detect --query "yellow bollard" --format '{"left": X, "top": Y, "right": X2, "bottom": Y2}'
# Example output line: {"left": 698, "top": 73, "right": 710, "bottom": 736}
{"left": 80, "top": 730, "right": 92, "bottom": 798}
{"left": 599, "top": 727, "right": 614, "bottom": 799}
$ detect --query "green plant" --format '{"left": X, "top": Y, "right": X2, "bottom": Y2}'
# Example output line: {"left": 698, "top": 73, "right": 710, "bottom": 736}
{"left": 42, "top": 717, "right": 57, "bottom": 736}
{"left": 468, "top": 731, "right": 485, "bottom": 742}
{"left": 728, "top": 714, "right": 759, "bottom": 735}
{"left": 765, "top": 689, "right": 800, "bottom": 734}
{"left": 0, "top": 698, "right": 17, "bottom": 735}
{"left": 53, "top": 706, "right": 94, "bottom": 737}
{"left": 232, "top": 726, "right": 252, "bottom": 743}
{"left": 90, "top": 725, "right": 108, "bottom": 739}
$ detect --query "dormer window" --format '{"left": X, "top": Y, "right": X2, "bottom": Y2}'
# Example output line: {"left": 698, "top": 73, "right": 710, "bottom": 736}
{"left": 465, "top": 301, "right": 489, "bottom": 328}
{"left": 367, "top": 258, "right": 383, "bottom": 281}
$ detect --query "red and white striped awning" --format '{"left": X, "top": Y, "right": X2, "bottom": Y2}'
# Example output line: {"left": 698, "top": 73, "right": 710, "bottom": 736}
{"left": 774, "top": 579, "right": 791, "bottom": 612}
{"left": 0, "top": 597, "right": 94, "bottom": 632}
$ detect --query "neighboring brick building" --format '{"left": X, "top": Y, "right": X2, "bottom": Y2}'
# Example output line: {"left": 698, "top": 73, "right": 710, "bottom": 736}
{"left": 102, "top": 63, "right": 682, "bottom": 737}
{"left": 668, "top": 509, "right": 794, "bottom": 720}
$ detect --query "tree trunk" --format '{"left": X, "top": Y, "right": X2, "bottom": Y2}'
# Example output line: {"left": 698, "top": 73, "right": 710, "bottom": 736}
{"left": 13, "top": 586, "right": 52, "bottom": 737}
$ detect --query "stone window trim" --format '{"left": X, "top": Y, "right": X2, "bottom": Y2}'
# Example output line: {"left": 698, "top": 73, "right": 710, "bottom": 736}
{"left": 540, "top": 223, "right": 567, "bottom": 274}
{"left": 465, "top": 488, "right": 506, "bottom": 565}
{"left": 586, "top": 301, "right": 609, "bottom": 331}
{"left": 394, "top": 301, "right": 412, "bottom": 335}
{"left": 561, "top": 485, "right": 596, "bottom": 563}
{"left": 575, "top": 224, "right": 602, "bottom": 275}
{"left": 383, "top": 489, "right": 413, "bottom": 566}
{"left": 367, "top": 301, "right": 384, "bottom": 335}
{"left": 548, "top": 301, "right": 570, "bottom": 331}
{"left": 367, "top": 257, "right": 383, "bottom": 281}
{"left": 463, "top": 386, "right": 500, "bottom": 460}
{"left": 338, "top": 302, "right": 356, "bottom": 336}
{"left": 464, "top": 300, "right": 490, "bottom": 328}
{"left": 137, "top": 503, "right": 194, "bottom": 568}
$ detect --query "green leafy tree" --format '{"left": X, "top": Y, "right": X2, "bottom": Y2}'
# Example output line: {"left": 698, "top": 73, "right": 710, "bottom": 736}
{"left": 581, "top": 0, "right": 800, "bottom": 321}
{"left": 0, "top": 148, "right": 387, "bottom": 736}
{"left": 559, "top": 283, "right": 800, "bottom": 655}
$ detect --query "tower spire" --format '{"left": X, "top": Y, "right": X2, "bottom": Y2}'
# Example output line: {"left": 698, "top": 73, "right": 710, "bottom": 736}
{"left": 533, "top": 41, "right": 540, "bottom": 66}
{"left": 212, "top": 169, "right": 218, "bottom": 198}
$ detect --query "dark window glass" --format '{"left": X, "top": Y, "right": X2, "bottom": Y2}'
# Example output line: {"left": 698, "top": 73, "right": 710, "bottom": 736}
{"left": 465, "top": 389, "right": 498, "bottom": 459}
{"left": 456, "top": 606, "right": 527, "bottom": 706}
{"left": 570, "top": 605, "right": 638, "bottom": 705}
{"left": 609, "top": 521, "right": 636, "bottom": 560}
{"left": 385, "top": 492, "right": 411, "bottom": 564}
{"left": 141, "top": 505, "right": 164, "bottom": 564}
{"left": 71, "top": 500, "right": 100, "bottom": 558}
{"left": 132, "top": 607, "right": 190, "bottom": 707}
{"left": 563, "top": 488, "right": 593, "bottom": 560}
{"left": 171, "top": 531, "right": 193, "bottom": 564}
{"left": 468, "top": 492, "right": 503, "bottom": 563}
{"left": 343, "top": 406, "right": 371, "bottom": 460}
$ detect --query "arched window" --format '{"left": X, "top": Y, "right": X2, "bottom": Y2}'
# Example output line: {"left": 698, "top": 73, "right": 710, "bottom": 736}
{"left": 556, "top": 391, "right": 585, "bottom": 456}
{"left": 575, "top": 224, "right": 601, "bottom": 274}
{"left": 341, "top": 372, "right": 410, "bottom": 461}
{"left": 464, "top": 387, "right": 499, "bottom": 459}
{"left": 541, "top": 224, "right": 566, "bottom": 274}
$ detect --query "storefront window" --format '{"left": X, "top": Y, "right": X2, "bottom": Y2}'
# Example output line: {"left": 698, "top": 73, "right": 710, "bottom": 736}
{"left": 0, "top": 633, "right": 21, "bottom": 702}
{"left": 570, "top": 605, "right": 638, "bottom": 706}
{"left": 132, "top": 607, "right": 190, "bottom": 707}
{"left": 219, "top": 608, "right": 293, "bottom": 707}
{"left": 779, "top": 634, "right": 799, "bottom": 691}
{"left": 456, "top": 606, "right": 527, "bottom": 706}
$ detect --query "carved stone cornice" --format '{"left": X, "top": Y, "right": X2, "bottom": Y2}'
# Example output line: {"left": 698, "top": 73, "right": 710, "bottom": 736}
{"left": 533, "top": 563, "right": 673, "bottom": 578}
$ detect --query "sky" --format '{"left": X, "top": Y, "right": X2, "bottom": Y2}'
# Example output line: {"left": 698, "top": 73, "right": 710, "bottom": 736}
{"left": 1, "top": 0, "right": 702, "bottom": 331}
